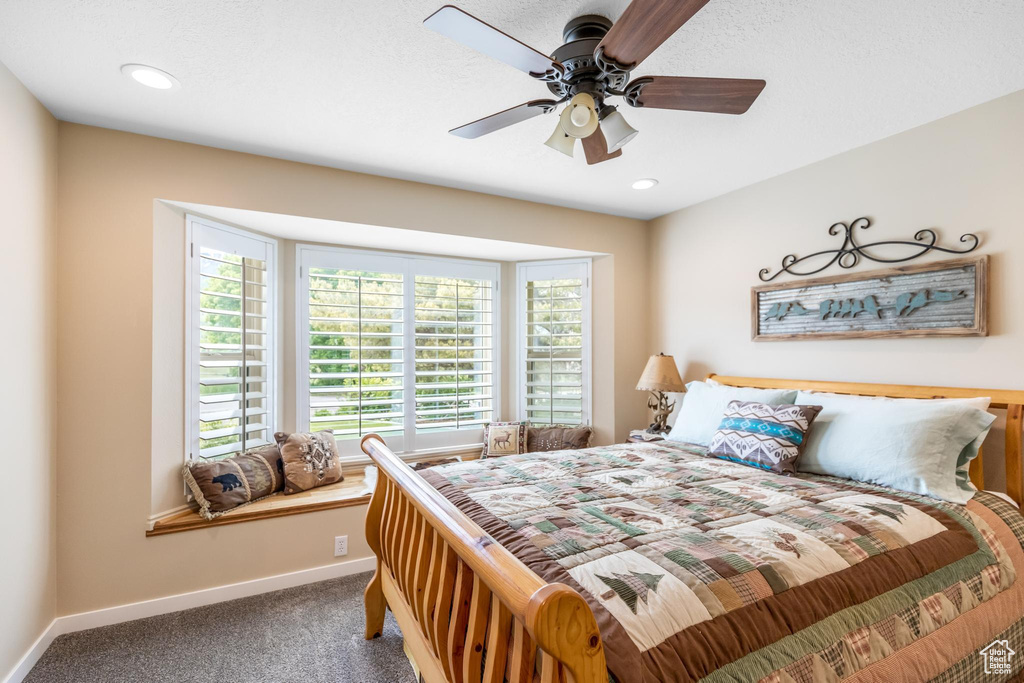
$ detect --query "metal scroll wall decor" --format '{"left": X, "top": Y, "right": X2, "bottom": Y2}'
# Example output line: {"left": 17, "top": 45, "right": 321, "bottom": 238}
{"left": 758, "top": 217, "right": 980, "bottom": 282}
{"left": 751, "top": 256, "right": 988, "bottom": 341}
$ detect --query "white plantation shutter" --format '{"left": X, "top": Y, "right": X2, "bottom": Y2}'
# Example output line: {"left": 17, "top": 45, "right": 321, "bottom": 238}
{"left": 518, "top": 260, "right": 591, "bottom": 426}
{"left": 303, "top": 259, "right": 406, "bottom": 448}
{"left": 412, "top": 259, "right": 497, "bottom": 449}
{"left": 297, "top": 247, "right": 499, "bottom": 457}
{"left": 187, "top": 217, "right": 277, "bottom": 461}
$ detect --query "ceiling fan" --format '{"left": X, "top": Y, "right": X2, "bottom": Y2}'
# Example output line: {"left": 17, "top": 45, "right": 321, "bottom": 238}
{"left": 424, "top": 0, "right": 766, "bottom": 165}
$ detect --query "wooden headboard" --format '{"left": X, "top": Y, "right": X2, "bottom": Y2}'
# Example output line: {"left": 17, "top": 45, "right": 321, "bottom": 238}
{"left": 707, "top": 374, "right": 1024, "bottom": 507}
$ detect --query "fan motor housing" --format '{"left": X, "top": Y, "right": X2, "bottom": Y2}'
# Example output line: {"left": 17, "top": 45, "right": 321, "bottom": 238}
{"left": 547, "top": 14, "right": 627, "bottom": 101}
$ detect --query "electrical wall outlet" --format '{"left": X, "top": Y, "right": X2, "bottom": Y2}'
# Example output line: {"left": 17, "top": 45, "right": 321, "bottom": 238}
{"left": 334, "top": 535, "right": 348, "bottom": 557}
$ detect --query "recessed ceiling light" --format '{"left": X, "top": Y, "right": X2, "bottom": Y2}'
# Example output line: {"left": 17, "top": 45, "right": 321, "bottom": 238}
{"left": 121, "top": 63, "right": 180, "bottom": 90}
{"left": 631, "top": 178, "right": 658, "bottom": 190}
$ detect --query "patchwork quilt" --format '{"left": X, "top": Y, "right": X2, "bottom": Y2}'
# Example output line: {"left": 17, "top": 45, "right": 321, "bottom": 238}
{"left": 418, "top": 442, "right": 1024, "bottom": 683}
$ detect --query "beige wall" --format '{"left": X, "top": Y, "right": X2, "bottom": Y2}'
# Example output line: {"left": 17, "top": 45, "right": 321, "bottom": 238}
{"left": 649, "top": 89, "right": 1024, "bottom": 491}
{"left": 55, "top": 123, "right": 649, "bottom": 615}
{"left": 0, "top": 63, "right": 58, "bottom": 677}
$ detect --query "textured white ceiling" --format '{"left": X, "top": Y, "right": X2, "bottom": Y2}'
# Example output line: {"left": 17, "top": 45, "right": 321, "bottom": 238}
{"left": 2, "top": 1, "right": 1024, "bottom": 219}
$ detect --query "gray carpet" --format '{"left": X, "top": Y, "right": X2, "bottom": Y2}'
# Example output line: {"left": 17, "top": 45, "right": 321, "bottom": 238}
{"left": 25, "top": 571, "right": 417, "bottom": 683}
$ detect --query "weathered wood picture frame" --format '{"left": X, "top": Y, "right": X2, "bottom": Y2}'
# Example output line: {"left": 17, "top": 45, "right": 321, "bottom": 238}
{"left": 751, "top": 255, "right": 988, "bottom": 341}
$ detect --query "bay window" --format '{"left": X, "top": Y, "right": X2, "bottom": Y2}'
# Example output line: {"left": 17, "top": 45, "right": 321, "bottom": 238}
{"left": 181, "top": 231, "right": 592, "bottom": 468}
{"left": 297, "top": 246, "right": 499, "bottom": 457}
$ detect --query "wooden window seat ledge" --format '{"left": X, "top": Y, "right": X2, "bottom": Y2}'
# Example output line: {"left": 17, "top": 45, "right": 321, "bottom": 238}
{"left": 147, "top": 474, "right": 371, "bottom": 537}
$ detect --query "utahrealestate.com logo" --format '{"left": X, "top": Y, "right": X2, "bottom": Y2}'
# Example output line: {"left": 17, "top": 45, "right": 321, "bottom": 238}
{"left": 980, "top": 639, "right": 1016, "bottom": 675}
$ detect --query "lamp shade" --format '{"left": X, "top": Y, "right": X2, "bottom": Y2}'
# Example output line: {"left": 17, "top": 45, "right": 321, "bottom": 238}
{"left": 544, "top": 121, "right": 576, "bottom": 156}
{"left": 636, "top": 353, "right": 685, "bottom": 392}
{"left": 602, "top": 108, "right": 639, "bottom": 152}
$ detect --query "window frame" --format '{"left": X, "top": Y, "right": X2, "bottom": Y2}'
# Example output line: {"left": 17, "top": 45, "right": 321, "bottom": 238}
{"left": 184, "top": 214, "right": 279, "bottom": 463}
{"left": 516, "top": 258, "right": 593, "bottom": 426}
{"left": 295, "top": 243, "right": 502, "bottom": 461}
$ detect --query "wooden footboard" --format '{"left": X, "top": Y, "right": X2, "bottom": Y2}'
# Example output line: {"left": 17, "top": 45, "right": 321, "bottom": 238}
{"left": 361, "top": 434, "right": 607, "bottom": 683}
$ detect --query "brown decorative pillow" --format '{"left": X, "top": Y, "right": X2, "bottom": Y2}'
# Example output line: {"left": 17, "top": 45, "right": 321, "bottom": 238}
{"left": 481, "top": 421, "right": 527, "bottom": 458}
{"left": 182, "top": 443, "right": 284, "bottom": 520}
{"left": 707, "top": 401, "right": 822, "bottom": 475}
{"left": 527, "top": 425, "right": 593, "bottom": 452}
{"left": 276, "top": 431, "right": 344, "bottom": 494}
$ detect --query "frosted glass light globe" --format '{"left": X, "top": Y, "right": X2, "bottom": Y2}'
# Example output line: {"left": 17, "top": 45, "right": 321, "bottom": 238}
{"left": 570, "top": 104, "right": 591, "bottom": 127}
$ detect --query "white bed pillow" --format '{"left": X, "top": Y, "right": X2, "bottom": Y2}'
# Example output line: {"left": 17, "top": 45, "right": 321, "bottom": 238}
{"left": 794, "top": 391, "right": 995, "bottom": 503}
{"left": 666, "top": 381, "right": 798, "bottom": 446}
{"left": 935, "top": 397, "right": 994, "bottom": 499}
{"left": 797, "top": 392, "right": 993, "bottom": 498}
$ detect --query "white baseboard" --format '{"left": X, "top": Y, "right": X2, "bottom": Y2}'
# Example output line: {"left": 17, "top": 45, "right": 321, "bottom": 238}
{"left": 3, "top": 555, "right": 376, "bottom": 683}
{"left": 3, "top": 618, "right": 59, "bottom": 683}
{"left": 59, "top": 555, "right": 377, "bottom": 633}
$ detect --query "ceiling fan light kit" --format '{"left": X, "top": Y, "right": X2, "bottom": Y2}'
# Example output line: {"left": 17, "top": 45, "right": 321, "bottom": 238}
{"left": 544, "top": 125, "right": 576, "bottom": 157}
{"left": 568, "top": 92, "right": 596, "bottom": 127}
{"left": 559, "top": 93, "right": 599, "bottom": 138}
{"left": 601, "top": 107, "right": 639, "bottom": 153}
{"left": 423, "top": 1, "right": 766, "bottom": 166}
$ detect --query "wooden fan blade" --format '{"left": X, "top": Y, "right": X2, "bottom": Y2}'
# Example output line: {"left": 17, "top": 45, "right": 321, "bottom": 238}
{"left": 581, "top": 126, "right": 623, "bottom": 165}
{"left": 449, "top": 100, "right": 558, "bottom": 139}
{"left": 597, "top": 0, "right": 711, "bottom": 70}
{"left": 627, "top": 76, "right": 766, "bottom": 114}
{"left": 424, "top": 6, "right": 563, "bottom": 80}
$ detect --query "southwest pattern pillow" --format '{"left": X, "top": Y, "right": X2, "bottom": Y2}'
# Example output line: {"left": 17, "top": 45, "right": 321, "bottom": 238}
{"left": 708, "top": 400, "right": 822, "bottom": 475}
{"left": 276, "top": 430, "right": 344, "bottom": 495}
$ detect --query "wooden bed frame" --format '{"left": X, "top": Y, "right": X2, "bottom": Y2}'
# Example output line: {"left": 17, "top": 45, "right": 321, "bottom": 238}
{"left": 361, "top": 374, "right": 1024, "bottom": 683}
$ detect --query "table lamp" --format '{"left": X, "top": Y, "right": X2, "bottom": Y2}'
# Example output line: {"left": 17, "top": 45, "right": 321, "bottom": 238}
{"left": 636, "top": 353, "right": 685, "bottom": 433}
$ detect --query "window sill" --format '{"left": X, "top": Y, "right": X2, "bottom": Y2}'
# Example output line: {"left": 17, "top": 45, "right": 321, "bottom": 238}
{"left": 147, "top": 446, "right": 482, "bottom": 537}
{"left": 147, "top": 475, "right": 371, "bottom": 537}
